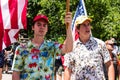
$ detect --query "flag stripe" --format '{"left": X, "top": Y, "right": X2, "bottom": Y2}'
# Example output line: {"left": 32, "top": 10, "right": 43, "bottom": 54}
{"left": 1, "top": 0, "right": 11, "bottom": 29}
{"left": 22, "top": 0, "right": 27, "bottom": 29}
{"left": 3, "top": 30, "right": 11, "bottom": 47}
{"left": 8, "top": 0, "right": 18, "bottom": 29}
{"left": 0, "top": 0, "right": 4, "bottom": 51}
{"left": 9, "top": 29, "right": 19, "bottom": 43}
{"left": 14, "top": 30, "right": 19, "bottom": 39}
{"left": 18, "top": 0, "right": 27, "bottom": 29}
{"left": 3, "top": 29, "right": 20, "bottom": 48}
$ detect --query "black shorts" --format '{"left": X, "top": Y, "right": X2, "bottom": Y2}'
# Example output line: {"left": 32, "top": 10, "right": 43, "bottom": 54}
{"left": 0, "top": 50, "right": 5, "bottom": 68}
{"left": 55, "top": 58, "right": 63, "bottom": 74}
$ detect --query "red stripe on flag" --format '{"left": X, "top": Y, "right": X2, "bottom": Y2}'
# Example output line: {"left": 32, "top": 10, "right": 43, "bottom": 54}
{"left": 8, "top": 0, "right": 18, "bottom": 29}
{"left": 3, "top": 29, "right": 11, "bottom": 47}
{"left": 75, "top": 29, "right": 79, "bottom": 41}
{"left": 21, "top": 0, "right": 27, "bottom": 29}
{"left": 14, "top": 30, "right": 19, "bottom": 39}
{"left": 0, "top": 2, "right": 4, "bottom": 51}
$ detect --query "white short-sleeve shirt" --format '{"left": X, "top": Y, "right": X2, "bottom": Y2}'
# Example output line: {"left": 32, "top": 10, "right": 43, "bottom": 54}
{"left": 64, "top": 37, "right": 111, "bottom": 80}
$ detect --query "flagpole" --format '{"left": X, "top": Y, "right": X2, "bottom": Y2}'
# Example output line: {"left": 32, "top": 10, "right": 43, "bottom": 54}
{"left": 66, "top": 0, "right": 70, "bottom": 29}
{"left": 66, "top": 0, "right": 70, "bottom": 12}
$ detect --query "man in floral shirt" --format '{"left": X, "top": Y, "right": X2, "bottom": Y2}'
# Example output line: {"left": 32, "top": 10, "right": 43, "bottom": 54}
{"left": 64, "top": 15, "right": 115, "bottom": 80}
{"left": 12, "top": 12, "right": 73, "bottom": 80}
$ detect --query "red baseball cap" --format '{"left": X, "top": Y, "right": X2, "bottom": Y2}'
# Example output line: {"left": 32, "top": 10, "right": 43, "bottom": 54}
{"left": 33, "top": 14, "right": 49, "bottom": 23}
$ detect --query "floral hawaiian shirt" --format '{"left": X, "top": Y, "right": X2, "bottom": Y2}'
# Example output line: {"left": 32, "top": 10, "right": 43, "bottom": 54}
{"left": 64, "top": 37, "right": 111, "bottom": 80}
{"left": 12, "top": 40, "right": 62, "bottom": 80}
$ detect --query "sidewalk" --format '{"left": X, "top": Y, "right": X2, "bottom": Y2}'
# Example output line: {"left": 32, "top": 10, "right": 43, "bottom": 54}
{"left": 2, "top": 73, "right": 12, "bottom": 80}
{"left": 2, "top": 70, "right": 12, "bottom": 80}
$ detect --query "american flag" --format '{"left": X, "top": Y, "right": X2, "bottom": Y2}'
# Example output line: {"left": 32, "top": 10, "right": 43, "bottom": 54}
{"left": 71, "top": 0, "right": 87, "bottom": 41}
{"left": 0, "top": 0, "right": 28, "bottom": 50}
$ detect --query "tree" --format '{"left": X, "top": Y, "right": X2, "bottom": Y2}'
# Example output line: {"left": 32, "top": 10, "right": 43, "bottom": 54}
{"left": 25, "top": 0, "right": 120, "bottom": 44}
{"left": 85, "top": 0, "right": 120, "bottom": 43}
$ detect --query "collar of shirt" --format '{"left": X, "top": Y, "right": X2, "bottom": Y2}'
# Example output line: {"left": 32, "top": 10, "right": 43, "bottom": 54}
{"left": 73, "top": 36, "right": 98, "bottom": 51}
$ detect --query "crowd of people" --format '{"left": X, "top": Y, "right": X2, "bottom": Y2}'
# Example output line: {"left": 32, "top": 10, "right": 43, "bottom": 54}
{"left": 0, "top": 12, "right": 120, "bottom": 80}
{"left": 0, "top": 42, "right": 20, "bottom": 80}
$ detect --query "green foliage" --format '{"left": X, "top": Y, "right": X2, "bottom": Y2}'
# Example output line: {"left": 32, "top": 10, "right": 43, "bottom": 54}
{"left": 27, "top": 0, "right": 120, "bottom": 44}
{"left": 27, "top": 0, "right": 67, "bottom": 41}
{"left": 85, "top": 0, "right": 120, "bottom": 43}
{"left": 58, "top": 36, "right": 65, "bottom": 44}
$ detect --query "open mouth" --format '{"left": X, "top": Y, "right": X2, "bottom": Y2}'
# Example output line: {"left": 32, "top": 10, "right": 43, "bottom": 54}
{"left": 86, "top": 31, "right": 90, "bottom": 33}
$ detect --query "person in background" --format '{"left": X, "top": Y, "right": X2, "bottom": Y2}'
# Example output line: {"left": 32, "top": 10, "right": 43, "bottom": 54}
{"left": 4, "top": 46, "right": 13, "bottom": 74}
{"left": 117, "top": 53, "right": 120, "bottom": 80}
{"left": 64, "top": 15, "right": 115, "bottom": 80}
{"left": 105, "top": 38, "right": 120, "bottom": 80}
{"left": 111, "top": 38, "right": 118, "bottom": 56}
{"left": 55, "top": 54, "right": 64, "bottom": 80}
{"left": 0, "top": 50, "right": 5, "bottom": 80}
{"left": 12, "top": 12, "right": 73, "bottom": 80}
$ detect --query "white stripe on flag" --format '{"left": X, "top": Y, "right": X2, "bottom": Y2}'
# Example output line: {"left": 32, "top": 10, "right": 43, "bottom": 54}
{"left": 2, "top": 42, "right": 6, "bottom": 50}
{"left": 18, "top": 0, "right": 25, "bottom": 29}
{"left": 1, "top": 0, "right": 11, "bottom": 29}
